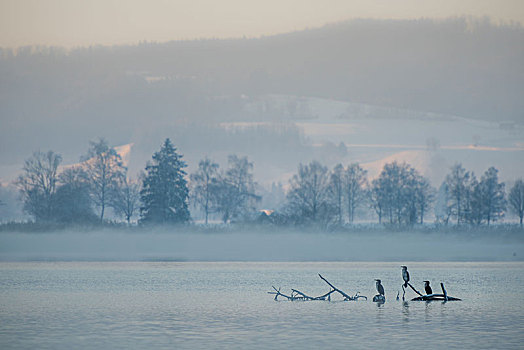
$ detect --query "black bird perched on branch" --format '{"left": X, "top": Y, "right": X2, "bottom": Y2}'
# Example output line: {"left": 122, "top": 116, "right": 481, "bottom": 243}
{"left": 375, "top": 279, "right": 385, "bottom": 296}
{"left": 423, "top": 281, "right": 433, "bottom": 295}
{"left": 401, "top": 266, "right": 410, "bottom": 287}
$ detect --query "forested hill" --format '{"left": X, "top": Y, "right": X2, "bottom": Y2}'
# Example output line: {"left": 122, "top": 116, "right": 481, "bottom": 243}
{"left": 1, "top": 17, "right": 523, "bottom": 163}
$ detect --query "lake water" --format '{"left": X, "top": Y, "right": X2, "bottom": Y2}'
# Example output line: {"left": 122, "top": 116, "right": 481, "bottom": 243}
{"left": 1, "top": 262, "right": 523, "bottom": 349}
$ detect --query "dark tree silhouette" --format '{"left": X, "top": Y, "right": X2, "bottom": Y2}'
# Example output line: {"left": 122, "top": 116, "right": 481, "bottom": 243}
{"left": 140, "top": 139, "right": 190, "bottom": 224}
{"left": 54, "top": 167, "right": 97, "bottom": 223}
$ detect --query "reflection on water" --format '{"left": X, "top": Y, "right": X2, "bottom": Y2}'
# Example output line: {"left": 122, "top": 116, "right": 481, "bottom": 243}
{"left": 0, "top": 262, "right": 523, "bottom": 349}
{"left": 402, "top": 301, "right": 410, "bottom": 323}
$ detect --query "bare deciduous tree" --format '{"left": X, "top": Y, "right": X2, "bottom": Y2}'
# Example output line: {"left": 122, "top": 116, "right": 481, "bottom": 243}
{"left": 370, "top": 162, "right": 433, "bottom": 225}
{"left": 444, "top": 163, "right": 475, "bottom": 225}
{"left": 286, "top": 161, "right": 334, "bottom": 226}
{"left": 329, "top": 164, "right": 344, "bottom": 225}
{"left": 478, "top": 167, "right": 506, "bottom": 225}
{"left": 111, "top": 177, "right": 141, "bottom": 224}
{"left": 509, "top": 179, "right": 524, "bottom": 226}
{"left": 190, "top": 158, "right": 219, "bottom": 225}
{"left": 415, "top": 176, "right": 434, "bottom": 224}
{"left": 15, "top": 150, "right": 62, "bottom": 222}
{"left": 344, "top": 163, "right": 368, "bottom": 223}
{"left": 82, "top": 138, "right": 126, "bottom": 221}
{"left": 214, "top": 155, "right": 259, "bottom": 223}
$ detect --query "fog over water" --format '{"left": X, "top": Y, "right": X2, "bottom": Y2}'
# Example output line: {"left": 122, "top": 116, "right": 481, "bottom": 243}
{"left": 1, "top": 229, "right": 522, "bottom": 262}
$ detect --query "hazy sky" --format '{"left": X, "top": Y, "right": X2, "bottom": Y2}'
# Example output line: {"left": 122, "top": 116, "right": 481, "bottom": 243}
{"left": 1, "top": 0, "right": 523, "bottom": 47}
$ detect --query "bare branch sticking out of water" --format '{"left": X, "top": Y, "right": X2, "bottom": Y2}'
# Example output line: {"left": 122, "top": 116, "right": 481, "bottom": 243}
{"left": 402, "top": 281, "right": 423, "bottom": 300}
{"left": 407, "top": 282, "right": 423, "bottom": 296}
{"left": 268, "top": 275, "right": 367, "bottom": 301}
{"left": 267, "top": 286, "right": 294, "bottom": 301}
{"left": 318, "top": 274, "right": 367, "bottom": 301}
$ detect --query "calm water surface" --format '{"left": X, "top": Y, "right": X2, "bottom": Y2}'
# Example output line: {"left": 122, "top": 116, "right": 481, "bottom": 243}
{"left": 0, "top": 262, "right": 523, "bottom": 349}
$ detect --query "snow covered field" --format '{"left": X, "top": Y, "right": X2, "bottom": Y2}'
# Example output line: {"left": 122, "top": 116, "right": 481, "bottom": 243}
{"left": 244, "top": 95, "right": 524, "bottom": 185}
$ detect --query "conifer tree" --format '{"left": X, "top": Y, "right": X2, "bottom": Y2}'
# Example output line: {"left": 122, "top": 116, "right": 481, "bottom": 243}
{"left": 140, "top": 139, "right": 190, "bottom": 224}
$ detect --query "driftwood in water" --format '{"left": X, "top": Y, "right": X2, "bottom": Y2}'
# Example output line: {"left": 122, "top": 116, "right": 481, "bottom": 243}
{"left": 318, "top": 274, "right": 367, "bottom": 301}
{"left": 291, "top": 288, "right": 336, "bottom": 301}
{"left": 407, "top": 282, "right": 423, "bottom": 296}
{"left": 268, "top": 286, "right": 335, "bottom": 301}
{"left": 268, "top": 275, "right": 367, "bottom": 301}
{"left": 402, "top": 282, "right": 423, "bottom": 300}
{"left": 411, "top": 283, "right": 461, "bottom": 301}
{"left": 268, "top": 286, "right": 295, "bottom": 301}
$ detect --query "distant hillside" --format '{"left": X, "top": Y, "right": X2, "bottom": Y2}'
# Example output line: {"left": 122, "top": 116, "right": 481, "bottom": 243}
{"left": 1, "top": 17, "right": 523, "bottom": 171}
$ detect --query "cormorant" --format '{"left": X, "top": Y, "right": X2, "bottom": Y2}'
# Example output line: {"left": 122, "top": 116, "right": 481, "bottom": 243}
{"left": 401, "top": 266, "right": 410, "bottom": 287}
{"left": 375, "top": 279, "right": 385, "bottom": 296}
{"left": 424, "top": 281, "right": 433, "bottom": 295}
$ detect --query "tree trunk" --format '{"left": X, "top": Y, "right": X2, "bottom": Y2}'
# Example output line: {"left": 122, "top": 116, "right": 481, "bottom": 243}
{"left": 205, "top": 200, "right": 209, "bottom": 225}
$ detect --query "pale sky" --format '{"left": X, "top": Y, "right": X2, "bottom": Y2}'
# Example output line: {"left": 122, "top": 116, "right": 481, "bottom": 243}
{"left": 1, "top": 0, "right": 523, "bottom": 48}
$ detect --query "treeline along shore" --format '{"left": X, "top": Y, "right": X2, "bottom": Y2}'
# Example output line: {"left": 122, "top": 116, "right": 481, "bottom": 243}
{"left": 1, "top": 137, "right": 524, "bottom": 232}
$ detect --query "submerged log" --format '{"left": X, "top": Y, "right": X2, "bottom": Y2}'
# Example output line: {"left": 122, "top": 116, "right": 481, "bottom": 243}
{"left": 410, "top": 283, "right": 461, "bottom": 301}
{"left": 411, "top": 294, "right": 461, "bottom": 301}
